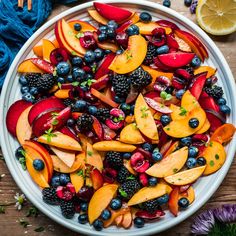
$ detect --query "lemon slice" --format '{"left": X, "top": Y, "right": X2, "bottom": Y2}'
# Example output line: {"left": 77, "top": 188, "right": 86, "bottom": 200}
{"left": 196, "top": 0, "right": 236, "bottom": 35}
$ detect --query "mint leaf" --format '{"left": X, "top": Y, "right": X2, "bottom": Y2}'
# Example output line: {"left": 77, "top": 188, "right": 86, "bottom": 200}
{"left": 127, "top": 175, "right": 135, "bottom": 180}
{"left": 87, "top": 151, "right": 93, "bottom": 156}
{"left": 75, "top": 32, "right": 84, "bottom": 39}
{"left": 119, "top": 188, "right": 128, "bottom": 198}
{"left": 19, "top": 157, "right": 26, "bottom": 171}
{"left": 179, "top": 107, "right": 187, "bottom": 116}
{"left": 72, "top": 81, "right": 80, "bottom": 87}
{"left": 57, "top": 82, "right": 62, "bottom": 89}
{"left": 51, "top": 119, "right": 59, "bottom": 126}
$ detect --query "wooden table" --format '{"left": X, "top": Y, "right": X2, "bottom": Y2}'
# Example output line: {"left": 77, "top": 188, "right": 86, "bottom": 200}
{"left": 0, "top": 1, "right": 235, "bottom": 235}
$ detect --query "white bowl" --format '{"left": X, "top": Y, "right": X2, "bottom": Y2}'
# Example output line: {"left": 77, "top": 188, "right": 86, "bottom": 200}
{"left": 0, "top": 0, "right": 236, "bottom": 235}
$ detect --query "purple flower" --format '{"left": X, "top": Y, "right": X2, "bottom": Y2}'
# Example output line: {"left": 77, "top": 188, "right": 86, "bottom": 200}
{"left": 191, "top": 209, "right": 215, "bottom": 235}
{"left": 213, "top": 204, "right": 236, "bottom": 223}
{"left": 190, "top": 0, "right": 198, "bottom": 14}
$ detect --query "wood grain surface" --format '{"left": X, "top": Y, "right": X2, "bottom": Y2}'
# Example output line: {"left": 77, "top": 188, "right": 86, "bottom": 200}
{"left": 0, "top": 1, "right": 235, "bottom": 235}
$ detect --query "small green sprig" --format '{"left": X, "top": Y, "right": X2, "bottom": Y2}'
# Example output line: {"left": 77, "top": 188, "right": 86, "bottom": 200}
{"left": 43, "top": 128, "right": 57, "bottom": 143}
{"left": 179, "top": 106, "right": 187, "bottom": 116}
{"left": 140, "top": 106, "right": 149, "bottom": 118}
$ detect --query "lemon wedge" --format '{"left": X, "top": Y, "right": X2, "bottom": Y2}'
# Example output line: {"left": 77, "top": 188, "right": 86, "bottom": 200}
{"left": 196, "top": 0, "right": 236, "bottom": 35}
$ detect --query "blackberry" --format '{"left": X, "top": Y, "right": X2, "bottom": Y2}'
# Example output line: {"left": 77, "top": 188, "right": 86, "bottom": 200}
{"left": 142, "top": 199, "right": 159, "bottom": 213}
{"left": 111, "top": 74, "right": 131, "bottom": 98}
{"left": 25, "top": 73, "right": 41, "bottom": 88}
{"left": 118, "top": 179, "right": 141, "bottom": 200}
{"left": 77, "top": 113, "right": 94, "bottom": 132}
{"left": 38, "top": 74, "right": 56, "bottom": 92}
{"left": 117, "top": 166, "right": 130, "bottom": 183}
{"left": 144, "top": 44, "right": 157, "bottom": 65}
{"left": 185, "top": 66, "right": 194, "bottom": 76}
{"left": 129, "top": 67, "right": 152, "bottom": 91}
{"left": 60, "top": 200, "right": 75, "bottom": 219}
{"left": 105, "top": 151, "right": 123, "bottom": 169}
{"left": 63, "top": 98, "right": 74, "bottom": 107}
{"left": 205, "top": 85, "right": 223, "bottom": 99}
{"left": 96, "top": 108, "right": 110, "bottom": 123}
{"left": 42, "top": 187, "right": 60, "bottom": 205}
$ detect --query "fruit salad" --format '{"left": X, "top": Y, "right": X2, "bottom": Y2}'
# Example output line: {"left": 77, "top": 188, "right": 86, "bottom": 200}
{"left": 6, "top": 2, "right": 235, "bottom": 231}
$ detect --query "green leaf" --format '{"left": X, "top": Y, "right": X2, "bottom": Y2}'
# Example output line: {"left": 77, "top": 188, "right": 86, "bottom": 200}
{"left": 71, "top": 50, "right": 77, "bottom": 56}
{"left": 19, "top": 157, "right": 26, "bottom": 171}
{"left": 34, "top": 226, "right": 45, "bottom": 232}
{"left": 72, "top": 81, "right": 80, "bottom": 87}
{"left": 80, "top": 81, "right": 87, "bottom": 87}
{"left": 209, "top": 222, "right": 236, "bottom": 236}
{"left": 19, "top": 218, "right": 29, "bottom": 228}
{"left": 57, "top": 82, "right": 62, "bottom": 89}
{"left": 179, "top": 107, "right": 187, "bottom": 116}
{"left": 19, "top": 149, "right": 26, "bottom": 157}
{"left": 91, "top": 63, "right": 97, "bottom": 73}
{"left": 77, "top": 169, "right": 85, "bottom": 179}
{"left": 53, "top": 69, "right": 57, "bottom": 77}
{"left": 51, "top": 119, "right": 59, "bottom": 126}
{"left": 75, "top": 32, "right": 84, "bottom": 39}
{"left": 0, "top": 206, "right": 5, "bottom": 214}
{"left": 26, "top": 206, "right": 39, "bottom": 217}
{"left": 87, "top": 151, "right": 93, "bottom": 156}
{"left": 118, "top": 188, "right": 128, "bottom": 198}
{"left": 126, "top": 175, "right": 135, "bottom": 180}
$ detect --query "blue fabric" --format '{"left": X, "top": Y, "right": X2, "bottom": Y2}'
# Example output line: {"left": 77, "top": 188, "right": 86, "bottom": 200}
{"left": 0, "top": 0, "right": 77, "bottom": 90}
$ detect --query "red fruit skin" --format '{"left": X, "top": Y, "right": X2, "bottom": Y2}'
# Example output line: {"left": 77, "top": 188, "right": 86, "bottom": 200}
{"left": 91, "top": 75, "right": 110, "bottom": 91}
{"left": 116, "top": 20, "right": 133, "bottom": 33}
{"left": 94, "top": 2, "right": 132, "bottom": 22}
{"left": 6, "top": 100, "right": 32, "bottom": 137}
{"left": 205, "top": 111, "right": 224, "bottom": 132}
{"left": 115, "top": 32, "right": 129, "bottom": 48}
{"left": 145, "top": 91, "right": 160, "bottom": 100}
{"left": 179, "top": 185, "right": 191, "bottom": 193}
{"left": 166, "top": 34, "right": 179, "bottom": 49}
{"left": 136, "top": 209, "right": 165, "bottom": 219}
{"left": 199, "top": 95, "right": 220, "bottom": 113}
{"left": 153, "top": 57, "right": 174, "bottom": 71}
{"left": 192, "top": 134, "right": 209, "bottom": 143}
{"left": 77, "top": 186, "right": 94, "bottom": 202}
{"left": 135, "top": 148, "right": 152, "bottom": 160}
{"left": 139, "top": 173, "right": 149, "bottom": 187}
{"left": 30, "top": 58, "right": 54, "bottom": 73}
{"left": 158, "top": 52, "right": 195, "bottom": 68}
{"left": 50, "top": 48, "right": 69, "bottom": 66}
{"left": 160, "top": 140, "right": 172, "bottom": 156}
{"left": 175, "top": 68, "right": 192, "bottom": 80}
{"left": 102, "top": 168, "right": 117, "bottom": 183}
{"left": 94, "top": 53, "right": 116, "bottom": 80}
{"left": 168, "top": 187, "right": 180, "bottom": 217}
{"left": 90, "top": 169, "right": 104, "bottom": 190}
{"left": 79, "top": 31, "right": 96, "bottom": 49}
{"left": 126, "top": 86, "right": 139, "bottom": 104}
{"left": 92, "top": 116, "right": 104, "bottom": 140}
{"left": 171, "top": 77, "right": 185, "bottom": 90}
{"left": 145, "top": 97, "right": 172, "bottom": 114}
{"left": 130, "top": 152, "right": 145, "bottom": 167}
{"left": 189, "top": 72, "right": 207, "bottom": 100}
{"left": 101, "top": 123, "right": 117, "bottom": 140}
{"left": 59, "top": 126, "right": 80, "bottom": 142}
{"left": 156, "top": 20, "right": 180, "bottom": 30}
{"left": 134, "top": 160, "right": 150, "bottom": 173}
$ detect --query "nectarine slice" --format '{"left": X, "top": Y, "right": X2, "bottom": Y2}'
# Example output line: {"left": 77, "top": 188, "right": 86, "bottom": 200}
{"left": 164, "top": 165, "right": 206, "bottom": 185}
{"left": 88, "top": 9, "right": 108, "bottom": 25}
{"left": 18, "top": 59, "right": 44, "bottom": 73}
{"left": 201, "top": 141, "right": 226, "bottom": 175}
{"left": 128, "top": 183, "right": 172, "bottom": 206}
{"left": 68, "top": 20, "right": 97, "bottom": 32}
{"left": 86, "top": 142, "right": 103, "bottom": 171}
{"left": 134, "top": 93, "right": 159, "bottom": 141}
{"left": 33, "top": 44, "right": 43, "bottom": 57}
{"left": 135, "top": 22, "right": 172, "bottom": 35}
{"left": 195, "top": 118, "right": 210, "bottom": 134}
{"left": 194, "top": 66, "right": 216, "bottom": 78}
{"left": 93, "top": 141, "right": 136, "bottom": 152}
{"left": 70, "top": 168, "right": 85, "bottom": 193}
{"left": 42, "top": 39, "right": 56, "bottom": 62}
{"left": 146, "top": 147, "right": 188, "bottom": 177}
{"left": 179, "top": 186, "right": 195, "bottom": 204}
{"left": 109, "top": 35, "right": 147, "bottom": 74}
{"left": 210, "top": 124, "right": 235, "bottom": 144}
{"left": 122, "top": 212, "right": 132, "bottom": 229}
{"left": 77, "top": 133, "right": 92, "bottom": 151}
{"left": 88, "top": 184, "right": 118, "bottom": 224}
{"left": 16, "top": 106, "right": 32, "bottom": 145}
{"left": 120, "top": 123, "right": 145, "bottom": 144}
{"left": 54, "top": 89, "right": 70, "bottom": 99}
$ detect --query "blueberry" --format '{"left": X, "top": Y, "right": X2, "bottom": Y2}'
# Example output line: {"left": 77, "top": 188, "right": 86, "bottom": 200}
{"left": 152, "top": 151, "right": 163, "bottom": 162}
{"left": 114, "top": 96, "right": 125, "bottom": 104}
{"left": 57, "top": 77, "right": 65, "bottom": 84}
{"left": 88, "top": 105, "right": 98, "bottom": 115}
{"left": 104, "top": 49, "right": 112, "bottom": 54}
{"left": 22, "top": 92, "right": 34, "bottom": 103}
{"left": 78, "top": 213, "right": 88, "bottom": 224}
{"left": 67, "top": 75, "right": 74, "bottom": 82}
{"left": 15, "top": 146, "right": 25, "bottom": 160}
{"left": 71, "top": 56, "right": 83, "bottom": 67}
{"left": 180, "top": 137, "right": 192, "bottom": 147}
{"left": 156, "top": 45, "right": 169, "bottom": 55}
{"left": 163, "top": 0, "right": 171, "bottom": 7}
{"left": 157, "top": 194, "right": 169, "bottom": 205}
{"left": 59, "top": 174, "right": 70, "bottom": 186}
{"left": 94, "top": 48, "right": 104, "bottom": 61}
{"left": 134, "top": 217, "right": 145, "bottom": 228}
{"left": 188, "top": 146, "right": 199, "bottom": 158}
{"left": 220, "top": 104, "right": 231, "bottom": 114}
{"left": 98, "top": 33, "right": 107, "bottom": 42}
{"left": 186, "top": 157, "right": 197, "bottom": 169}
{"left": 148, "top": 177, "right": 158, "bottom": 186}
{"left": 178, "top": 197, "right": 189, "bottom": 208}
{"left": 139, "top": 12, "right": 152, "bottom": 23}
{"left": 205, "top": 78, "right": 212, "bottom": 87}
{"left": 142, "top": 143, "right": 153, "bottom": 152}
{"left": 101, "top": 209, "right": 111, "bottom": 220}
{"left": 123, "top": 152, "right": 132, "bottom": 159}
{"left": 93, "top": 219, "right": 103, "bottom": 231}
{"left": 126, "top": 25, "right": 139, "bottom": 36}
{"left": 189, "top": 118, "right": 199, "bottom": 128}
{"left": 110, "top": 198, "right": 122, "bottom": 210}
{"left": 21, "top": 86, "right": 30, "bottom": 94}
{"left": 165, "top": 86, "right": 174, "bottom": 95}
{"left": 176, "top": 89, "right": 186, "bottom": 100}
{"left": 130, "top": 104, "right": 135, "bottom": 114}
{"left": 99, "top": 25, "right": 108, "bottom": 33}
{"left": 67, "top": 118, "right": 75, "bottom": 127}
{"left": 107, "top": 28, "right": 116, "bottom": 39}
{"left": 74, "top": 100, "right": 87, "bottom": 111}
{"left": 107, "top": 20, "right": 118, "bottom": 30}
{"left": 120, "top": 103, "right": 131, "bottom": 115}
{"left": 80, "top": 202, "right": 88, "bottom": 212}
{"left": 197, "top": 157, "right": 206, "bottom": 166}
{"left": 184, "top": 0, "right": 192, "bottom": 7}
{"left": 51, "top": 175, "right": 60, "bottom": 187}
{"left": 33, "top": 159, "right": 45, "bottom": 171}
{"left": 74, "top": 23, "right": 82, "bottom": 31}
{"left": 29, "top": 87, "right": 38, "bottom": 95}
{"left": 72, "top": 68, "right": 86, "bottom": 81}
{"left": 217, "top": 97, "right": 226, "bottom": 105}
{"left": 160, "top": 114, "right": 171, "bottom": 126}
{"left": 86, "top": 73, "right": 93, "bottom": 80}
{"left": 191, "top": 56, "right": 201, "bottom": 68}
{"left": 84, "top": 50, "right": 95, "bottom": 63}
{"left": 19, "top": 76, "right": 28, "bottom": 85}
{"left": 56, "top": 62, "right": 70, "bottom": 76}
{"left": 116, "top": 49, "right": 123, "bottom": 55}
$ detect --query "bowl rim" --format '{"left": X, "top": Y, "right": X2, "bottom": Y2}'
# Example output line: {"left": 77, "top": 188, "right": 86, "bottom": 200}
{"left": 0, "top": 0, "right": 236, "bottom": 235}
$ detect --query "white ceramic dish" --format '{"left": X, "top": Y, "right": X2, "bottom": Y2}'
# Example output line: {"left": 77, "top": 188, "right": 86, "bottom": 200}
{"left": 0, "top": 0, "right": 236, "bottom": 235}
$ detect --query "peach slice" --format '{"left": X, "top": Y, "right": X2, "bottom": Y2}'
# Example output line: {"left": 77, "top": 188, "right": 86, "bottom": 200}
{"left": 135, "top": 22, "right": 172, "bottom": 35}
{"left": 42, "top": 39, "right": 56, "bottom": 62}
{"left": 93, "top": 141, "right": 136, "bottom": 152}
{"left": 115, "top": 215, "right": 123, "bottom": 226}
{"left": 122, "top": 212, "right": 132, "bottom": 229}
{"left": 195, "top": 118, "right": 210, "bottom": 134}
{"left": 88, "top": 184, "right": 118, "bottom": 224}
{"left": 38, "top": 131, "right": 82, "bottom": 151}
{"left": 128, "top": 183, "right": 172, "bottom": 206}
{"left": 181, "top": 90, "right": 200, "bottom": 110}
{"left": 88, "top": 9, "right": 108, "bottom": 25}
{"left": 50, "top": 146, "right": 75, "bottom": 168}
{"left": 18, "top": 59, "right": 44, "bottom": 73}
{"left": 194, "top": 66, "right": 217, "bottom": 78}
{"left": 163, "top": 141, "right": 179, "bottom": 158}
{"left": 201, "top": 141, "right": 226, "bottom": 175}
{"left": 78, "top": 133, "right": 91, "bottom": 151}
{"left": 23, "top": 145, "right": 49, "bottom": 188}
{"left": 179, "top": 186, "right": 195, "bottom": 204}
{"left": 146, "top": 147, "right": 188, "bottom": 177}
{"left": 123, "top": 160, "right": 137, "bottom": 175}
{"left": 51, "top": 152, "right": 85, "bottom": 173}
{"left": 54, "top": 89, "right": 70, "bottom": 99}
{"left": 86, "top": 142, "right": 103, "bottom": 171}
{"left": 33, "top": 44, "right": 43, "bottom": 57}
{"left": 70, "top": 168, "right": 85, "bottom": 193}
{"left": 68, "top": 20, "right": 97, "bottom": 32}
{"left": 109, "top": 35, "right": 147, "bottom": 74}
{"left": 120, "top": 123, "right": 145, "bottom": 144}
{"left": 164, "top": 165, "right": 206, "bottom": 185}
{"left": 16, "top": 106, "right": 32, "bottom": 145}
{"left": 134, "top": 93, "right": 159, "bottom": 141}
